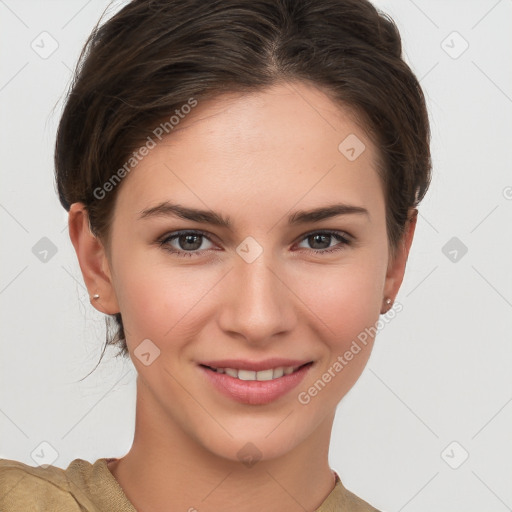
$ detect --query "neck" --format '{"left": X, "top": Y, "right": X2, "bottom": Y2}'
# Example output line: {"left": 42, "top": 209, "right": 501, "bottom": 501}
{"left": 108, "top": 381, "right": 337, "bottom": 512}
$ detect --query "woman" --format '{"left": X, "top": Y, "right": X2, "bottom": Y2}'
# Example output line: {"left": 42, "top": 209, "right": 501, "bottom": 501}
{"left": 0, "top": 0, "right": 431, "bottom": 510}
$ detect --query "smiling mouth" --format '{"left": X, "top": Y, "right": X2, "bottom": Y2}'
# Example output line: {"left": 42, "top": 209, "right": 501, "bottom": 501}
{"left": 199, "top": 362, "right": 313, "bottom": 381}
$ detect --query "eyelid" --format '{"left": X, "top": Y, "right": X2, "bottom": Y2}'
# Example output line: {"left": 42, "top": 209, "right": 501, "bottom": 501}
{"left": 157, "top": 229, "right": 218, "bottom": 248}
{"left": 158, "top": 228, "right": 353, "bottom": 243}
{"left": 296, "top": 228, "right": 353, "bottom": 242}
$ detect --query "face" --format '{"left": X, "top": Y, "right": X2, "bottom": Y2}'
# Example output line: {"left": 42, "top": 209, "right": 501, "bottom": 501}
{"left": 71, "top": 81, "right": 413, "bottom": 462}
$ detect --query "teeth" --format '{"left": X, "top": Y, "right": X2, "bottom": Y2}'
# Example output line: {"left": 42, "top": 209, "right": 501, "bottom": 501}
{"left": 272, "top": 367, "right": 284, "bottom": 379}
{"left": 238, "top": 369, "right": 256, "bottom": 381}
{"left": 211, "top": 365, "right": 303, "bottom": 381}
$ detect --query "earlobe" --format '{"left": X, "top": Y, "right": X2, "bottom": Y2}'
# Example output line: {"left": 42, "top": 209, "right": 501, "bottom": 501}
{"left": 381, "top": 208, "right": 418, "bottom": 313}
{"left": 68, "top": 202, "right": 120, "bottom": 314}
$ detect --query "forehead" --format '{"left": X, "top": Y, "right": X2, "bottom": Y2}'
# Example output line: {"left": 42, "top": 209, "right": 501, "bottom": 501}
{"left": 114, "top": 81, "right": 384, "bottom": 224}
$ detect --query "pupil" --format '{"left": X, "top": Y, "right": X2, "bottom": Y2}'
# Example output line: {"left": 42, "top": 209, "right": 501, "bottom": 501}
{"left": 311, "top": 234, "right": 329, "bottom": 249}
{"left": 181, "top": 234, "right": 201, "bottom": 250}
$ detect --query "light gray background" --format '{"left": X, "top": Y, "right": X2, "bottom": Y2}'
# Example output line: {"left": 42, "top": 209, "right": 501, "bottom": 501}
{"left": 1, "top": 1, "right": 511, "bottom": 511}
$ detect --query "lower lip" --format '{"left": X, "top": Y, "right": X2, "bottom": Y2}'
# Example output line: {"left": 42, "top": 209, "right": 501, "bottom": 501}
{"left": 198, "top": 363, "right": 313, "bottom": 405}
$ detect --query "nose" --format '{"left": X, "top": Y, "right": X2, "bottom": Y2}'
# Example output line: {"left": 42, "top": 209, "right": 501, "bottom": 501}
{"left": 217, "top": 250, "right": 296, "bottom": 345}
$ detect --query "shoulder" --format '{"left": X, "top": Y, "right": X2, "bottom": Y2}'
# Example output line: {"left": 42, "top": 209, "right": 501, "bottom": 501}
{"left": 342, "top": 485, "right": 383, "bottom": 512}
{"left": 321, "top": 471, "right": 383, "bottom": 512}
{"left": 0, "top": 457, "right": 85, "bottom": 511}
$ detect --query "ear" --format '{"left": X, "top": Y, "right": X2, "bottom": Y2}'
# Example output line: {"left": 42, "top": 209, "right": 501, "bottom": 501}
{"left": 68, "top": 202, "right": 120, "bottom": 314}
{"left": 381, "top": 208, "right": 418, "bottom": 313}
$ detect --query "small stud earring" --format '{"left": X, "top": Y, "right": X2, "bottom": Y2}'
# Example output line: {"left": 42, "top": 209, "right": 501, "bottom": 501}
{"left": 381, "top": 297, "right": 393, "bottom": 314}
{"left": 92, "top": 294, "right": 100, "bottom": 300}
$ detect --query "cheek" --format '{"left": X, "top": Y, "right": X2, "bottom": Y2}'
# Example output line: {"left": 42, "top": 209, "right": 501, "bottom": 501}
{"left": 292, "top": 262, "right": 384, "bottom": 407}
{"left": 292, "top": 253, "right": 385, "bottom": 338}
{"left": 111, "top": 253, "right": 220, "bottom": 347}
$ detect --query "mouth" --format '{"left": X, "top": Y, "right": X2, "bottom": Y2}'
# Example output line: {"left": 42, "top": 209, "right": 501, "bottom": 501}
{"left": 199, "top": 362, "right": 313, "bottom": 381}
{"left": 197, "top": 359, "right": 314, "bottom": 405}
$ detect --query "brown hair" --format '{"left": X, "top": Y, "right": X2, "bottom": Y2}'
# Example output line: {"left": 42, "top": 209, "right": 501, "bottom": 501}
{"left": 55, "top": 0, "right": 431, "bottom": 365}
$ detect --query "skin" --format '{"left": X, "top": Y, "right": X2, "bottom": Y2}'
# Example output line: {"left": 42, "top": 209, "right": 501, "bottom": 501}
{"left": 69, "top": 80, "right": 416, "bottom": 512}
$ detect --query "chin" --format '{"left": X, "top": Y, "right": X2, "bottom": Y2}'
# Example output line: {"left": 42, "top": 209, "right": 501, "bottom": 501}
{"left": 192, "top": 411, "right": 323, "bottom": 465}
{"left": 205, "top": 434, "right": 300, "bottom": 466}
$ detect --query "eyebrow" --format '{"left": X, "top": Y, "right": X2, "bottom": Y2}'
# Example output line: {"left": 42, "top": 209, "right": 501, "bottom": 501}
{"left": 138, "top": 201, "right": 370, "bottom": 227}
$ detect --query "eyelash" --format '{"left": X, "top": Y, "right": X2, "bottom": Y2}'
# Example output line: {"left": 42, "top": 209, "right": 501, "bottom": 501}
{"left": 157, "top": 229, "right": 352, "bottom": 258}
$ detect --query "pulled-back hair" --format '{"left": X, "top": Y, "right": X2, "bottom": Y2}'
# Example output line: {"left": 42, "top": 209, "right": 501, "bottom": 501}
{"left": 55, "top": 0, "right": 431, "bottom": 361}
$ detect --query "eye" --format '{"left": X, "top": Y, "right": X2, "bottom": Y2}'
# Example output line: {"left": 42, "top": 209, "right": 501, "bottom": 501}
{"left": 158, "top": 230, "right": 215, "bottom": 258}
{"left": 158, "top": 229, "right": 352, "bottom": 258}
{"left": 295, "top": 230, "right": 352, "bottom": 255}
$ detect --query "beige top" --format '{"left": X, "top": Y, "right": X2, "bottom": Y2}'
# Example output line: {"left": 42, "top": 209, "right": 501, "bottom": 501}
{"left": 0, "top": 457, "right": 381, "bottom": 511}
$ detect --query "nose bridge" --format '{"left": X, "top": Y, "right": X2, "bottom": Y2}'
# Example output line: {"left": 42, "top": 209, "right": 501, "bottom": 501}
{"left": 219, "top": 245, "right": 295, "bottom": 341}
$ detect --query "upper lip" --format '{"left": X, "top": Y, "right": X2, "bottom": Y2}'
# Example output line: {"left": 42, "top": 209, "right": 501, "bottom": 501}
{"left": 199, "top": 358, "right": 313, "bottom": 371}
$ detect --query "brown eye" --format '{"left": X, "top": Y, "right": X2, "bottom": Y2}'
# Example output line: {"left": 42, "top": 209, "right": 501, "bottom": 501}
{"left": 159, "top": 230, "right": 215, "bottom": 258}
{"left": 296, "top": 231, "right": 351, "bottom": 254}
